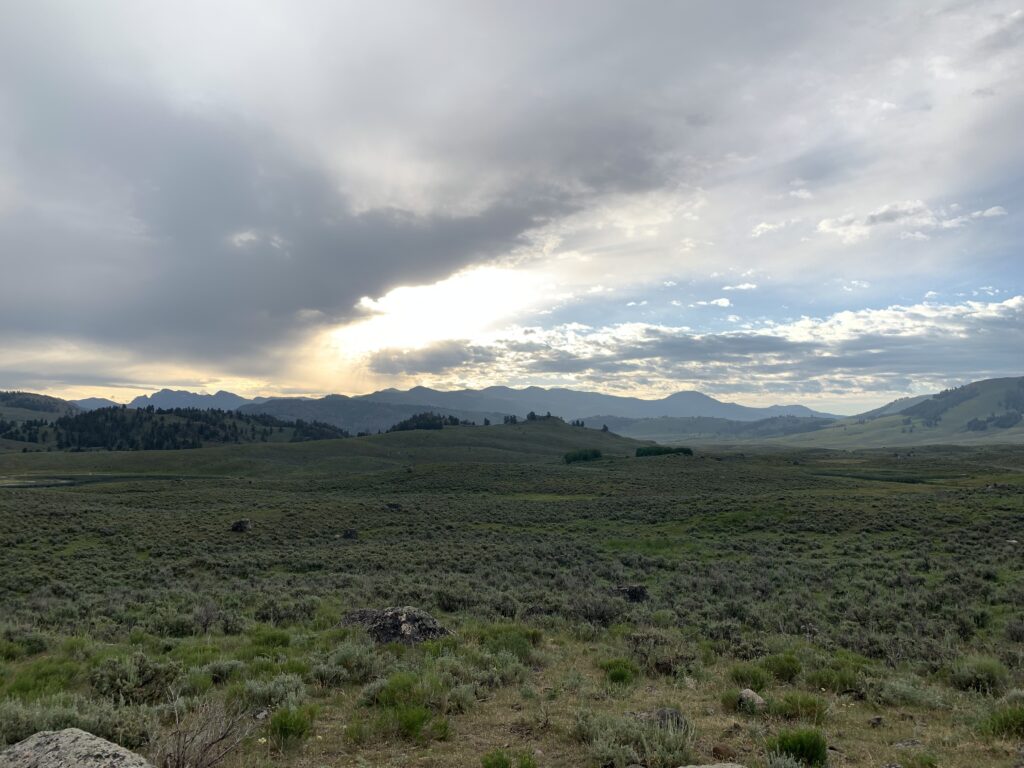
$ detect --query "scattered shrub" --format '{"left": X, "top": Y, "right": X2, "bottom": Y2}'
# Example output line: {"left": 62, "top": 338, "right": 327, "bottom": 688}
{"left": 564, "top": 449, "right": 602, "bottom": 464}
{"left": 950, "top": 655, "right": 1008, "bottom": 695}
{"left": 635, "top": 446, "right": 692, "bottom": 457}
{"left": 599, "top": 657, "right": 640, "bottom": 685}
{"left": 7, "top": 658, "right": 83, "bottom": 699}
{"left": 763, "top": 653, "right": 802, "bottom": 683}
{"left": 151, "top": 696, "right": 254, "bottom": 768}
{"left": 90, "top": 653, "right": 182, "bottom": 705}
{"left": 573, "top": 710, "right": 694, "bottom": 768}
{"left": 475, "top": 624, "right": 542, "bottom": 664}
{"left": 481, "top": 748, "right": 538, "bottom": 768}
{"left": 767, "top": 728, "right": 828, "bottom": 766}
{"left": 729, "top": 661, "right": 770, "bottom": 691}
{"left": 981, "top": 704, "right": 1024, "bottom": 738}
{"left": 268, "top": 703, "right": 317, "bottom": 751}
{"left": 769, "top": 692, "right": 829, "bottom": 723}
{"left": 806, "top": 658, "right": 863, "bottom": 694}
{"left": 202, "top": 659, "right": 245, "bottom": 686}
{"left": 0, "top": 694, "right": 156, "bottom": 748}
{"left": 238, "top": 673, "right": 305, "bottom": 710}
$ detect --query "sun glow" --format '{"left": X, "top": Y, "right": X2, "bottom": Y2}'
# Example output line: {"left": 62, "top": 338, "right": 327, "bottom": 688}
{"left": 326, "top": 267, "right": 546, "bottom": 358}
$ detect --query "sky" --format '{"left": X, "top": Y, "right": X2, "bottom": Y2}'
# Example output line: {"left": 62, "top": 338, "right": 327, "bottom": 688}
{"left": 1, "top": 1, "right": 1021, "bottom": 413}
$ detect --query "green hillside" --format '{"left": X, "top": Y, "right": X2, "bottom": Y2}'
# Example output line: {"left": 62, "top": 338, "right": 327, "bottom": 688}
{"left": 774, "top": 377, "right": 1024, "bottom": 448}
{"left": 0, "top": 391, "right": 78, "bottom": 423}
{"left": 0, "top": 418, "right": 643, "bottom": 479}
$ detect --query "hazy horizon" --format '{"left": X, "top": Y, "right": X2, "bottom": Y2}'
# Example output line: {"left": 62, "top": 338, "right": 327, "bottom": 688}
{"left": 2, "top": 2, "right": 1021, "bottom": 412}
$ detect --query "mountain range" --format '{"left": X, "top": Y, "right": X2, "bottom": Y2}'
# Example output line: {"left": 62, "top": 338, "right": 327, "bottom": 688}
{"left": 5, "top": 376, "right": 1021, "bottom": 448}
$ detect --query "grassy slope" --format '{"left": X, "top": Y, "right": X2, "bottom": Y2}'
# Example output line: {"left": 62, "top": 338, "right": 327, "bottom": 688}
{"left": 0, "top": 419, "right": 643, "bottom": 478}
{"left": 772, "top": 378, "right": 1024, "bottom": 448}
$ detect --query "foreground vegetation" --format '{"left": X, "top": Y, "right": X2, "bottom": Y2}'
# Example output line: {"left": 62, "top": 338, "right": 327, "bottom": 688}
{"left": 0, "top": 421, "right": 1022, "bottom": 766}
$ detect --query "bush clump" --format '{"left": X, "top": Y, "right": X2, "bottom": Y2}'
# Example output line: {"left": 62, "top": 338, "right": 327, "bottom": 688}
{"left": 0, "top": 694, "right": 156, "bottom": 748}
{"left": 635, "top": 446, "right": 693, "bottom": 457}
{"left": 481, "top": 748, "right": 538, "bottom": 768}
{"left": 729, "top": 661, "right": 770, "bottom": 691}
{"left": 599, "top": 657, "right": 641, "bottom": 685}
{"left": 573, "top": 710, "right": 694, "bottom": 768}
{"left": 90, "top": 653, "right": 181, "bottom": 705}
{"left": 981, "top": 703, "right": 1024, "bottom": 738}
{"left": 762, "top": 653, "right": 802, "bottom": 683}
{"left": 950, "top": 655, "right": 1009, "bottom": 695}
{"left": 769, "top": 692, "right": 829, "bottom": 723}
{"left": 767, "top": 728, "right": 828, "bottom": 766}
{"left": 268, "top": 703, "right": 317, "bottom": 751}
{"left": 564, "top": 448, "right": 602, "bottom": 464}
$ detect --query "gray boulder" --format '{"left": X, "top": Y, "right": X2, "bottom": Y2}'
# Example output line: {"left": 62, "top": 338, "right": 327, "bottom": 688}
{"left": 737, "top": 687, "right": 767, "bottom": 713}
{"left": 0, "top": 728, "right": 153, "bottom": 768}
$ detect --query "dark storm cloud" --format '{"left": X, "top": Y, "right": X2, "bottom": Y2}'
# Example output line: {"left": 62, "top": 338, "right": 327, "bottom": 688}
{"left": 1, "top": 1, "right": 1021, "bottom": 400}
{"left": 0, "top": 0, "right": 835, "bottom": 372}
{"left": 0, "top": 28, "right": 569, "bottom": 365}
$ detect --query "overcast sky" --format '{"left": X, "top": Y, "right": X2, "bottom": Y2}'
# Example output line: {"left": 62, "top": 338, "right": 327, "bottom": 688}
{"left": 1, "top": 1, "right": 1021, "bottom": 411}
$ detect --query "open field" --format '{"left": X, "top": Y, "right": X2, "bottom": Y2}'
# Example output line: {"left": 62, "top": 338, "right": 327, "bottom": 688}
{"left": 1, "top": 421, "right": 1023, "bottom": 767}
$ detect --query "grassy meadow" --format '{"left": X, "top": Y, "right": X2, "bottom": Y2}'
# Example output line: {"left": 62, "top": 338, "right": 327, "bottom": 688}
{"left": 1, "top": 420, "right": 1023, "bottom": 767}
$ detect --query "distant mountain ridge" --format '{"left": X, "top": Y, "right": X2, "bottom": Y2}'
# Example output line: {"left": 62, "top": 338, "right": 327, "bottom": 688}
{"left": 357, "top": 385, "right": 842, "bottom": 421}
{"left": 129, "top": 389, "right": 269, "bottom": 410}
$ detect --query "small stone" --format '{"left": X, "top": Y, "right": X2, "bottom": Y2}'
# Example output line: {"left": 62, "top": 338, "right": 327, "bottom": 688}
{"left": 230, "top": 518, "right": 251, "bottom": 532}
{"left": 869, "top": 715, "right": 884, "bottom": 728}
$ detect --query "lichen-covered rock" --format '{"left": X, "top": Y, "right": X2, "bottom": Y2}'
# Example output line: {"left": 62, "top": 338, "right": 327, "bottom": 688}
{"left": 349, "top": 606, "right": 450, "bottom": 644}
{"left": 737, "top": 687, "right": 767, "bottom": 713}
{"left": 0, "top": 728, "right": 153, "bottom": 768}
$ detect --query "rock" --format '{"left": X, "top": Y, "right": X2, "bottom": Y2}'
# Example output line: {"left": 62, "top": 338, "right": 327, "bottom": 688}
{"left": 342, "top": 606, "right": 450, "bottom": 644}
{"left": 712, "top": 743, "right": 739, "bottom": 760}
{"left": 737, "top": 688, "right": 767, "bottom": 713}
{"left": 0, "top": 728, "right": 153, "bottom": 767}
{"left": 616, "top": 584, "right": 649, "bottom": 602}
{"left": 339, "top": 608, "right": 381, "bottom": 627}
{"left": 869, "top": 715, "right": 885, "bottom": 728}
{"left": 230, "top": 518, "right": 251, "bottom": 533}
{"left": 341, "top": 528, "right": 359, "bottom": 540}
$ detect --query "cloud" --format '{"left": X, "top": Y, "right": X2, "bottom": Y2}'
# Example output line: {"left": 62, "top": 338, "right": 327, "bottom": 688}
{"left": 0, "top": 1, "right": 1021, "bottom": 402}
{"left": 722, "top": 283, "right": 757, "bottom": 291}
{"left": 818, "top": 199, "right": 1008, "bottom": 244}
{"left": 390, "top": 296, "right": 1024, "bottom": 402}
{"left": 695, "top": 298, "right": 732, "bottom": 307}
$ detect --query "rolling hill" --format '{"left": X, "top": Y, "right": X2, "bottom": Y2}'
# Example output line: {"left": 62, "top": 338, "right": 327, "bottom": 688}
{"left": 590, "top": 414, "right": 837, "bottom": 443}
{"left": 0, "top": 391, "right": 78, "bottom": 422}
{"left": 0, "top": 417, "right": 642, "bottom": 475}
{"left": 771, "top": 377, "right": 1024, "bottom": 448}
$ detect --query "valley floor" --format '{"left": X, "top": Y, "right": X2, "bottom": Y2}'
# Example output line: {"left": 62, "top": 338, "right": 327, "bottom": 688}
{"left": 1, "top": 426, "right": 1022, "bottom": 767}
